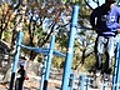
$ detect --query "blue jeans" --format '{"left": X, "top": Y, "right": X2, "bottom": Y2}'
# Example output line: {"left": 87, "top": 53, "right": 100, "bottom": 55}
{"left": 95, "top": 35, "right": 118, "bottom": 74}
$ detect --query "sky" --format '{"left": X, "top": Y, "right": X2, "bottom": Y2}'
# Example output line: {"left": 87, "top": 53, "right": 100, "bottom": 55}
{"left": 87, "top": 0, "right": 105, "bottom": 9}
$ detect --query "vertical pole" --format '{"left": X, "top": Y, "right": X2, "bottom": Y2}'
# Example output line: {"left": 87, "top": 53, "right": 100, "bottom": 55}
{"left": 43, "top": 34, "right": 55, "bottom": 90}
{"left": 102, "top": 80, "right": 104, "bottom": 90}
{"left": 86, "top": 77, "right": 91, "bottom": 90}
{"left": 78, "top": 74, "right": 86, "bottom": 90}
{"left": 116, "top": 38, "right": 120, "bottom": 89}
{"left": 116, "top": 46, "right": 120, "bottom": 90}
{"left": 103, "top": 80, "right": 107, "bottom": 90}
{"left": 61, "top": 5, "right": 80, "bottom": 90}
{"left": 9, "top": 32, "right": 23, "bottom": 90}
{"left": 115, "top": 65, "right": 119, "bottom": 90}
{"left": 69, "top": 73, "right": 75, "bottom": 90}
{"left": 112, "top": 42, "right": 120, "bottom": 90}
{"left": 118, "top": 59, "right": 120, "bottom": 89}
{"left": 40, "top": 56, "right": 48, "bottom": 90}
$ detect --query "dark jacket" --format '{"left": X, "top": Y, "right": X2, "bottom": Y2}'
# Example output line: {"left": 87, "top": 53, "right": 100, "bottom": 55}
{"left": 90, "top": 4, "right": 120, "bottom": 36}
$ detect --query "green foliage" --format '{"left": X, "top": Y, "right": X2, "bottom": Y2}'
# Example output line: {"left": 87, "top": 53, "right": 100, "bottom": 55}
{"left": 56, "top": 34, "right": 68, "bottom": 49}
{"left": 34, "top": 26, "right": 44, "bottom": 40}
{"left": 3, "top": 30, "right": 12, "bottom": 43}
{"left": 84, "top": 54, "right": 96, "bottom": 70}
{"left": 52, "top": 57, "right": 65, "bottom": 69}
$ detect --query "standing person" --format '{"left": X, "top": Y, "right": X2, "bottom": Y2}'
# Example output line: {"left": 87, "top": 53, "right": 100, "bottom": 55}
{"left": 90, "top": 0, "right": 120, "bottom": 80}
{"left": 15, "top": 63, "right": 26, "bottom": 90}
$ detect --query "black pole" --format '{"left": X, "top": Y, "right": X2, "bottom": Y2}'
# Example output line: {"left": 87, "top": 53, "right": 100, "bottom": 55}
{"left": 9, "top": 73, "right": 15, "bottom": 90}
{"left": 9, "top": 32, "right": 23, "bottom": 90}
{"left": 43, "top": 80, "right": 48, "bottom": 90}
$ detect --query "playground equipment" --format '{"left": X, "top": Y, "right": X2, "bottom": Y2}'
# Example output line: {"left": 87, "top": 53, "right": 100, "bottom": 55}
{"left": 73, "top": 74, "right": 110, "bottom": 90}
{"left": 40, "top": 55, "right": 47, "bottom": 90}
{"left": 69, "top": 73, "right": 76, "bottom": 90}
{"left": 9, "top": 31, "right": 65, "bottom": 90}
{"left": 78, "top": 74, "right": 93, "bottom": 90}
{"left": 61, "top": 5, "right": 80, "bottom": 90}
{"left": 112, "top": 39, "right": 120, "bottom": 90}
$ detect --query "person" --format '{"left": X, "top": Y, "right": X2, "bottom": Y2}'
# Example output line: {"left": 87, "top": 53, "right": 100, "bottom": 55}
{"left": 15, "top": 62, "right": 26, "bottom": 90}
{"left": 90, "top": 0, "right": 120, "bottom": 81}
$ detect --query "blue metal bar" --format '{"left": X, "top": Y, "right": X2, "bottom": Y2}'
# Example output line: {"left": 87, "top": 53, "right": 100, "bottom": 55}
{"left": 102, "top": 80, "right": 105, "bottom": 90}
{"left": 103, "top": 80, "right": 108, "bottom": 90}
{"left": 78, "top": 74, "right": 86, "bottom": 90}
{"left": 116, "top": 44, "right": 120, "bottom": 90}
{"left": 61, "top": 5, "right": 80, "bottom": 90}
{"left": 9, "top": 32, "right": 23, "bottom": 90}
{"left": 86, "top": 77, "right": 91, "bottom": 90}
{"left": 116, "top": 39, "right": 120, "bottom": 90}
{"left": 69, "top": 73, "right": 75, "bottom": 90}
{"left": 112, "top": 42, "right": 120, "bottom": 90}
{"left": 43, "top": 34, "right": 55, "bottom": 90}
{"left": 53, "top": 50, "right": 66, "bottom": 57}
{"left": 21, "top": 44, "right": 65, "bottom": 57}
{"left": 40, "top": 56, "right": 48, "bottom": 90}
{"left": 21, "top": 44, "right": 49, "bottom": 55}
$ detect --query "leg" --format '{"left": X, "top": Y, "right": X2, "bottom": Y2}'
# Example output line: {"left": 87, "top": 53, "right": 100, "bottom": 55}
{"left": 15, "top": 78, "right": 19, "bottom": 90}
{"left": 104, "top": 36, "right": 116, "bottom": 80}
{"left": 91, "top": 36, "right": 106, "bottom": 89}
{"left": 19, "top": 79, "right": 24, "bottom": 90}
{"left": 95, "top": 36, "right": 105, "bottom": 71}
{"left": 106, "top": 37, "right": 116, "bottom": 74}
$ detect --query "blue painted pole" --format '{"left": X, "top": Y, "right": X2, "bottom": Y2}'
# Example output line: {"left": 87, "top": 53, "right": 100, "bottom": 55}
{"left": 40, "top": 56, "right": 48, "bottom": 90}
{"left": 86, "top": 77, "right": 91, "bottom": 90}
{"left": 115, "top": 63, "right": 120, "bottom": 90}
{"left": 43, "top": 34, "right": 55, "bottom": 90}
{"left": 69, "top": 73, "right": 75, "bottom": 90}
{"left": 61, "top": 5, "right": 80, "bottom": 90}
{"left": 116, "top": 44, "right": 120, "bottom": 90}
{"left": 9, "top": 32, "right": 23, "bottom": 90}
{"left": 102, "top": 80, "right": 105, "bottom": 90}
{"left": 103, "top": 80, "right": 108, "bottom": 90}
{"left": 112, "top": 42, "right": 120, "bottom": 90}
{"left": 116, "top": 40, "right": 120, "bottom": 90}
{"left": 78, "top": 74, "right": 86, "bottom": 90}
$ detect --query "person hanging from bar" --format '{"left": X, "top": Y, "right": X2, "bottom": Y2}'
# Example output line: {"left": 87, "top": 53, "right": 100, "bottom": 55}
{"left": 90, "top": 0, "right": 120, "bottom": 81}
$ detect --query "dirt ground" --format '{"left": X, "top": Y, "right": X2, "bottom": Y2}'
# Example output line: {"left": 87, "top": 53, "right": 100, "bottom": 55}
{"left": 0, "top": 78, "right": 61, "bottom": 90}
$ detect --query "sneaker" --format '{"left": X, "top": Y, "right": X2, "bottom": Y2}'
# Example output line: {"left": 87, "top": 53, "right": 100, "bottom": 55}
{"left": 95, "top": 70, "right": 101, "bottom": 77}
{"left": 104, "top": 74, "right": 110, "bottom": 81}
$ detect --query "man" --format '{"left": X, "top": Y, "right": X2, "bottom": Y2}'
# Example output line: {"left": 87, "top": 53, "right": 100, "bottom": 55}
{"left": 15, "top": 63, "right": 26, "bottom": 90}
{"left": 90, "top": 0, "right": 120, "bottom": 80}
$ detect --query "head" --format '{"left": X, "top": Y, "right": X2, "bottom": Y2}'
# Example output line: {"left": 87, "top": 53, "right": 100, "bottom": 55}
{"left": 20, "top": 65, "right": 24, "bottom": 69}
{"left": 20, "top": 63, "right": 25, "bottom": 69}
{"left": 105, "top": 0, "right": 116, "bottom": 10}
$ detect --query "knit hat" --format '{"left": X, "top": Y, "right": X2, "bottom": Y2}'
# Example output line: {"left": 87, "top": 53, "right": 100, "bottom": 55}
{"left": 20, "top": 62, "right": 25, "bottom": 67}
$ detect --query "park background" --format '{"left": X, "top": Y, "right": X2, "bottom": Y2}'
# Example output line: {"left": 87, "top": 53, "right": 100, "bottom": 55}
{"left": 0, "top": 0, "right": 119, "bottom": 90}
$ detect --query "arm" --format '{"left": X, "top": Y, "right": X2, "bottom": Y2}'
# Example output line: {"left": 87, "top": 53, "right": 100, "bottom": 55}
{"left": 90, "top": 8, "right": 98, "bottom": 29}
